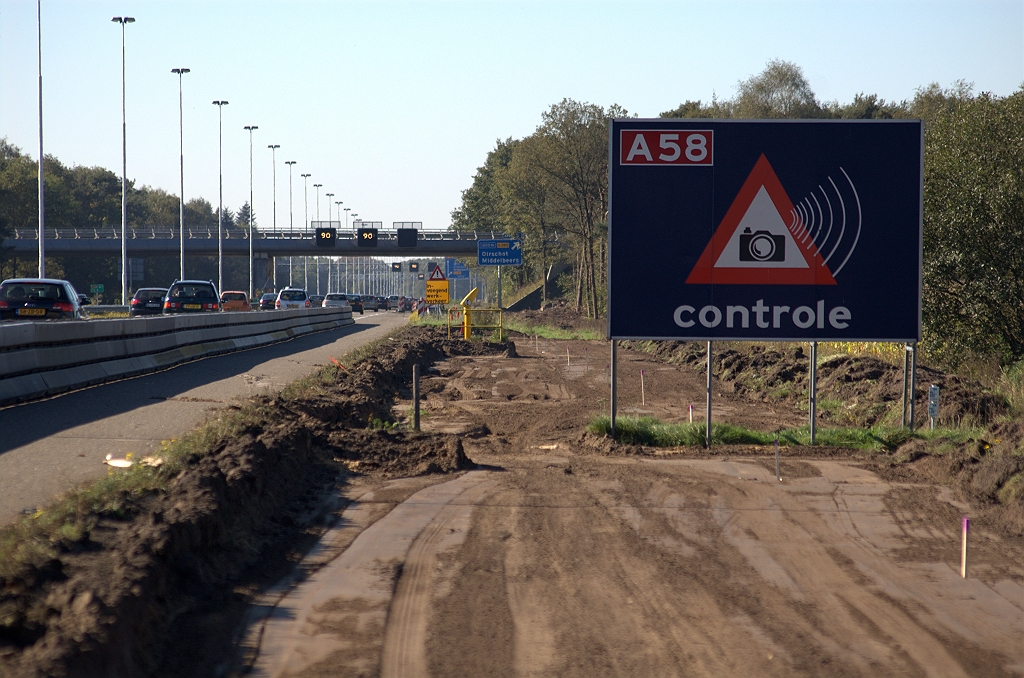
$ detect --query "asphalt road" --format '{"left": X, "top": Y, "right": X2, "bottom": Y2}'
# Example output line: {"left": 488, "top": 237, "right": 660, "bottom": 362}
{"left": 0, "top": 310, "right": 408, "bottom": 526}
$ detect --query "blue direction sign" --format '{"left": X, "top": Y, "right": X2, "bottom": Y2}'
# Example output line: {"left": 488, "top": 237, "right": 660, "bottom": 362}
{"left": 478, "top": 239, "right": 523, "bottom": 266}
{"left": 445, "top": 258, "right": 471, "bottom": 279}
{"left": 609, "top": 119, "right": 923, "bottom": 342}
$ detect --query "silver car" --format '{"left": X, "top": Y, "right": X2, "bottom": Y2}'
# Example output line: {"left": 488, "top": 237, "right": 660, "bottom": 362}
{"left": 275, "top": 288, "right": 309, "bottom": 310}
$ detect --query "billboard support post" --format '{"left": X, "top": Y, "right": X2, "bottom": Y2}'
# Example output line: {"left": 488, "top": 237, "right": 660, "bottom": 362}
{"left": 706, "top": 341, "right": 713, "bottom": 448}
{"left": 902, "top": 345, "right": 911, "bottom": 428}
{"left": 610, "top": 341, "right": 617, "bottom": 437}
{"left": 809, "top": 342, "right": 818, "bottom": 444}
{"left": 909, "top": 343, "right": 918, "bottom": 432}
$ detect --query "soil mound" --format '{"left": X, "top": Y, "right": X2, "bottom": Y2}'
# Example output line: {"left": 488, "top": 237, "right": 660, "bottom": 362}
{"left": 627, "top": 341, "right": 1008, "bottom": 428}
{"left": 0, "top": 327, "right": 507, "bottom": 678}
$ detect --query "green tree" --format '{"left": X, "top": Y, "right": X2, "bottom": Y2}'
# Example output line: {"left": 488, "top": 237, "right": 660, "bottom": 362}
{"left": 922, "top": 88, "right": 1024, "bottom": 364}
{"left": 733, "top": 59, "right": 824, "bottom": 119}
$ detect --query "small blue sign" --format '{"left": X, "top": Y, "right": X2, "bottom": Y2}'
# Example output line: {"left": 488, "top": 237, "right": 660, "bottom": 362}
{"left": 478, "top": 239, "right": 523, "bottom": 266}
{"left": 445, "top": 258, "right": 471, "bottom": 279}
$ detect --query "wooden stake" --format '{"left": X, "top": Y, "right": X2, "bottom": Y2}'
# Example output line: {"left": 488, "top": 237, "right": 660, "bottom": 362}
{"left": 641, "top": 369, "right": 646, "bottom": 406}
{"left": 961, "top": 516, "right": 969, "bottom": 578}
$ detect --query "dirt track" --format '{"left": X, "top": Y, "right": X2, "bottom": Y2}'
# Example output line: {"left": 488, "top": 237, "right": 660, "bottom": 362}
{"left": 242, "top": 338, "right": 1024, "bottom": 677}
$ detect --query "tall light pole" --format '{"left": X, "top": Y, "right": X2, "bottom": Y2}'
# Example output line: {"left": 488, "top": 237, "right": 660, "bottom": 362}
{"left": 268, "top": 144, "right": 280, "bottom": 288}
{"left": 171, "top": 68, "right": 190, "bottom": 279}
{"left": 212, "top": 100, "right": 228, "bottom": 293}
{"left": 37, "top": 0, "right": 45, "bottom": 277}
{"left": 112, "top": 16, "right": 134, "bottom": 303}
{"left": 244, "top": 125, "right": 258, "bottom": 299}
{"left": 344, "top": 207, "right": 350, "bottom": 229}
{"left": 314, "top": 184, "right": 322, "bottom": 220}
{"left": 334, "top": 201, "right": 343, "bottom": 293}
{"left": 326, "top": 193, "right": 334, "bottom": 221}
{"left": 301, "top": 173, "right": 311, "bottom": 290}
{"left": 285, "top": 160, "right": 296, "bottom": 286}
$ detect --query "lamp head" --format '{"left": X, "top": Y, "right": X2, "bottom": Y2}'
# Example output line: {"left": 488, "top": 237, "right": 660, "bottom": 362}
{"left": 171, "top": 68, "right": 190, "bottom": 75}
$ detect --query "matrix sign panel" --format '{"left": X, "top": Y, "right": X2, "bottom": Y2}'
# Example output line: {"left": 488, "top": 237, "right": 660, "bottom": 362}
{"left": 357, "top": 228, "right": 378, "bottom": 247}
{"left": 609, "top": 119, "right": 922, "bottom": 341}
{"left": 315, "top": 227, "right": 337, "bottom": 248}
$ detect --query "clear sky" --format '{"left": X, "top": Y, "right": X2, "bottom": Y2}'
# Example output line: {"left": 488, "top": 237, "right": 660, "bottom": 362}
{"left": 1, "top": 0, "right": 1022, "bottom": 233}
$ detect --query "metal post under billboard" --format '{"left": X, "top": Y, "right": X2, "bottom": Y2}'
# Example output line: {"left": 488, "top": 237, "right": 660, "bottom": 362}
{"left": 706, "top": 341, "right": 713, "bottom": 448}
{"left": 909, "top": 343, "right": 918, "bottom": 432}
{"left": 610, "top": 341, "right": 617, "bottom": 436}
{"left": 809, "top": 342, "right": 818, "bottom": 444}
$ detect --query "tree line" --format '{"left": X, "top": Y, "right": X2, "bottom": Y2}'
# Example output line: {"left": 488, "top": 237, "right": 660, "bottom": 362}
{"left": 451, "top": 60, "right": 1024, "bottom": 366}
{"left": 0, "top": 139, "right": 257, "bottom": 297}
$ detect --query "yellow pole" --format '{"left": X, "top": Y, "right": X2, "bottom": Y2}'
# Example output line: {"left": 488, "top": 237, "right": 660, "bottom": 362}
{"left": 460, "top": 287, "right": 478, "bottom": 341}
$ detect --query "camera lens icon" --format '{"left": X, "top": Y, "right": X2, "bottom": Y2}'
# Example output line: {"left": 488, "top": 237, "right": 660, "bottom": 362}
{"left": 739, "top": 228, "right": 786, "bottom": 262}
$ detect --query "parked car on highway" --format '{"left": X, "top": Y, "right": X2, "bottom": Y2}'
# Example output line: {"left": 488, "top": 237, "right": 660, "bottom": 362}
{"left": 361, "top": 295, "right": 378, "bottom": 311}
{"left": 276, "top": 288, "right": 310, "bottom": 310}
{"left": 258, "top": 293, "right": 277, "bottom": 310}
{"left": 0, "top": 278, "right": 85, "bottom": 321}
{"left": 323, "top": 293, "right": 363, "bottom": 314}
{"left": 308, "top": 294, "right": 325, "bottom": 308}
{"left": 129, "top": 287, "right": 168, "bottom": 317}
{"left": 220, "top": 291, "right": 250, "bottom": 312}
{"left": 162, "top": 280, "right": 220, "bottom": 314}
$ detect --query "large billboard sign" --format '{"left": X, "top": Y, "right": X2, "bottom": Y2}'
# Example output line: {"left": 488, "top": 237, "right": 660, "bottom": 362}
{"left": 478, "top": 239, "right": 523, "bottom": 266}
{"left": 608, "top": 120, "right": 922, "bottom": 342}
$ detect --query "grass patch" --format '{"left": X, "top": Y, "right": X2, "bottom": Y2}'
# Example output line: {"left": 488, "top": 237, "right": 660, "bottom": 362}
{"left": 503, "top": 319, "right": 602, "bottom": 341}
{"left": 588, "top": 415, "right": 979, "bottom": 452}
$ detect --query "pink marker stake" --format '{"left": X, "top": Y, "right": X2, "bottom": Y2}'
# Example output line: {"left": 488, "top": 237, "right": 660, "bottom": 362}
{"left": 961, "top": 516, "right": 970, "bottom": 578}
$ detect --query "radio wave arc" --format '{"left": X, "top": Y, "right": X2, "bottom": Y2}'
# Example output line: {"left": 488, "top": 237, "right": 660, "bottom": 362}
{"left": 798, "top": 168, "right": 861, "bottom": 279}
{"left": 832, "top": 168, "right": 862, "bottom": 277}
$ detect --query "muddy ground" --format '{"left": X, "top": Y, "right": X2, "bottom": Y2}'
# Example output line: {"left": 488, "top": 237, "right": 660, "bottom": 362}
{"left": 1, "top": 319, "right": 1023, "bottom": 677}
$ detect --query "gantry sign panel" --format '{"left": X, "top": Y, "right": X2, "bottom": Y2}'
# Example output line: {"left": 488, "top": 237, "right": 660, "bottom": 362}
{"left": 608, "top": 119, "right": 923, "bottom": 342}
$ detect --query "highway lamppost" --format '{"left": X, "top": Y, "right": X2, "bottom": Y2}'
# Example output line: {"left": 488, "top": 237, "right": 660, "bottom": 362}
{"left": 171, "top": 67, "right": 190, "bottom": 279}
{"left": 344, "top": 207, "right": 350, "bottom": 229}
{"left": 326, "top": 193, "right": 334, "bottom": 221}
{"left": 285, "top": 160, "right": 296, "bottom": 286}
{"left": 301, "top": 173, "right": 311, "bottom": 290}
{"left": 268, "top": 144, "right": 280, "bottom": 288}
{"left": 244, "top": 125, "right": 258, "bottom": 299}
{"left": 313, "top": 184, "right": 322, "bottom": 294}
{"left": 212, "top": 100, "right": 228, "bottom": 293}
{"left": 334, "top": 200, "right": 343, "bottom": 291}
{"left": 112, "top": 16, "right": 134, "bottom": 303}
{"left": 325, "top": 193, "right": 334, "bottom": 294}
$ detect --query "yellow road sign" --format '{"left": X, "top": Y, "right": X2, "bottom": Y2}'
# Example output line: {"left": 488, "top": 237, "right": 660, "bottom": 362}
{"left": 426, "top": 280, "right": 450, "bottom": 305}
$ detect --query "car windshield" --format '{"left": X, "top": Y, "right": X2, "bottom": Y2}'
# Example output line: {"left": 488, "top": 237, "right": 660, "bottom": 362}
{"left": 1, "top": 282, "right": 67, "bottom": 301}
{"left": 280, "top": 290, "right": 306, "bottom": 301}
{"left": 171, "top": 284, "right": 215, "bottom": 299}
{"left": 135, "top": 289, "right": 165, "bottom": 301}
{"left": 325, "top": 294, "right": 343, "bottom": 301}
{"left": 222, "top": 293, "right": 246, "bottom": 301}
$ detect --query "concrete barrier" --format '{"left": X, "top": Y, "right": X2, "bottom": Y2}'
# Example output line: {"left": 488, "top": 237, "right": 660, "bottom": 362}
{"left": 0, "top": 307, "right": 354, "bottom": 405}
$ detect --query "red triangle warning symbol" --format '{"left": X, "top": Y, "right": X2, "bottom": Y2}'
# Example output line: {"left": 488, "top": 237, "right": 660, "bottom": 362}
{"left": 428, "top": 265, "right": 447, "bottom": 281}
{"left": 686, "top": 155, "right": 836, "bottom": 285}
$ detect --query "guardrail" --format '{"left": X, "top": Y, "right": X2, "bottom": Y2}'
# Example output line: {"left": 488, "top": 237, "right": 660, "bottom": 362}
{"left": 0, "top": 307, "right": 354, "bottom": 406}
